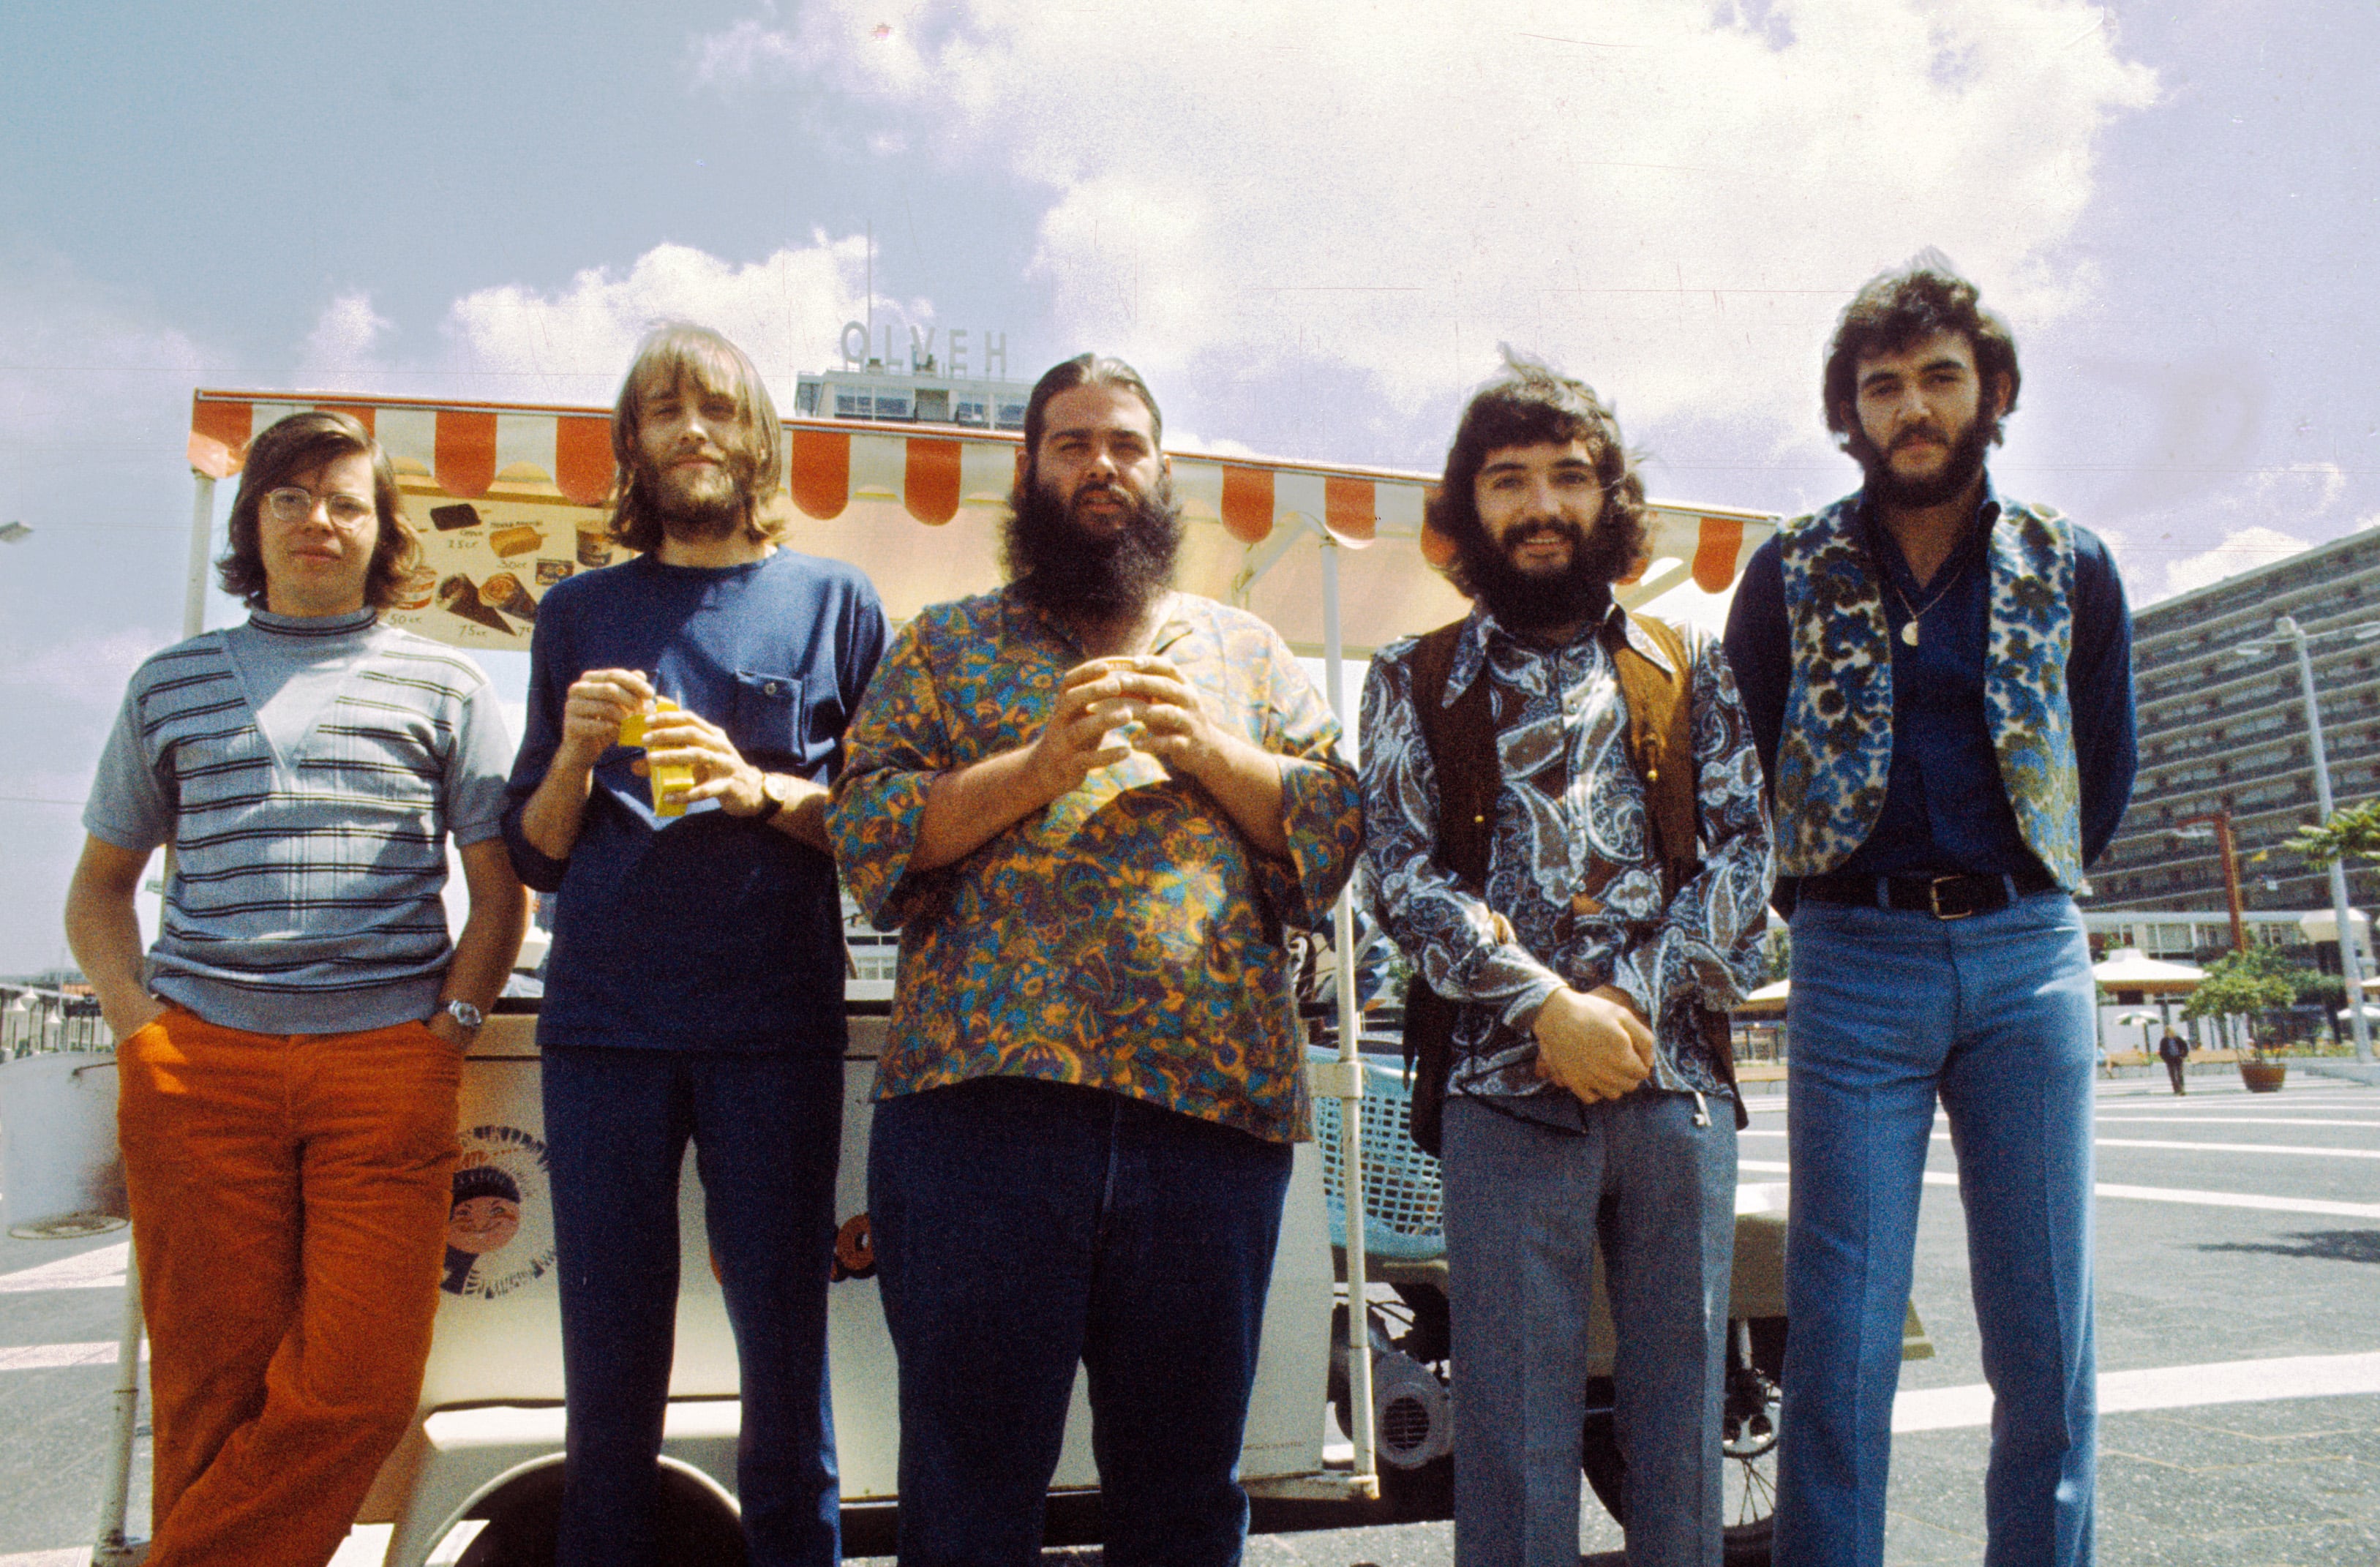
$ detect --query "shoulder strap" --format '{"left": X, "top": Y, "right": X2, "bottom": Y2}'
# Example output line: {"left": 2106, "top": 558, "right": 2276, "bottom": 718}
{"left": 1602, "top": 612, "right": 1700, "bottom": 881}
{"left": 1408, "top": 620, "right": 1497, "bottom": 890}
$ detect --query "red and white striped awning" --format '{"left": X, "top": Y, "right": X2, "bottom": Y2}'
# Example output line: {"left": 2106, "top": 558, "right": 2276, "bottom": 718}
{"left": 190, "top": 390, "right": 1776, "bottom": 658}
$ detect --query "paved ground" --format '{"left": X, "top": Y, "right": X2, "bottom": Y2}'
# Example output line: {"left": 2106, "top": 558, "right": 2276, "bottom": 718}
{"left": 2, "top": 1068, "right": 2375, "bottom": 1566}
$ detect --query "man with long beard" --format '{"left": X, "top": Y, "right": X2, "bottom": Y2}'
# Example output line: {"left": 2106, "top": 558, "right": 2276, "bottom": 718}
{"left": 504, "top": 323, "right": 887, "bottom": 1567}
{"left": 1723, "top": 255, "right": 2135, "bottom": 1567}
{"left": 828, "top": 353, "right": 1361, "bottom": 1566}
{"left": 1360, "top": 354, "right": 1771, "bottom": 1567}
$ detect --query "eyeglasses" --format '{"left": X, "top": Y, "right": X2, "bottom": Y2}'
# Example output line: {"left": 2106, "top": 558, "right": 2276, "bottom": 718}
{"left": 264, "top": 487, "right": 377, "bottom": 527}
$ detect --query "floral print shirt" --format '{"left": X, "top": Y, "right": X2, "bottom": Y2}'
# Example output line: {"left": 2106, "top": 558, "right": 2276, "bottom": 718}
{"left": 1361, "top": 603, "right": 1771, "bottom": 1113}
{"left": 828, "top": 587, "right": 1364, "bottom": 1144}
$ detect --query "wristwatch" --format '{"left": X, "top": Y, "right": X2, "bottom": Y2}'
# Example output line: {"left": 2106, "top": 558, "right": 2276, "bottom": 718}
{"left": 750, "top": 773, "right": 785, "bottom": 824}
{"left": 440, "top": 999, "right": 485, "bottom": 1032}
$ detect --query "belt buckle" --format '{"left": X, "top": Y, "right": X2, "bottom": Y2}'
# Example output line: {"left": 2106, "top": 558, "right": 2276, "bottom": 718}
{"left": 1927, "top": 876, "right": 1975, "bottom": 921}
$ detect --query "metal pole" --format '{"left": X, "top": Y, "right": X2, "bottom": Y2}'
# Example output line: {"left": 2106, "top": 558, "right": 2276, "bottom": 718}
{"left": 183, "top": 474, "right": 216, "bottom": 638}
{"left": 1317, "top": 540, "right": 1378, "bottom": 1495}
{"left": 92, "top": 1239, "right": 143, "bottom": 1566}
{"left": 2280, "top": 617, "right": 2373, "bottom": 1063}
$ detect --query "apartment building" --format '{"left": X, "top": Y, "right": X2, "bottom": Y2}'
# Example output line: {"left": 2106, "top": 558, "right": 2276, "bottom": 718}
{"left": 2087, "top": 527, "right": 2380, "bottom": 947}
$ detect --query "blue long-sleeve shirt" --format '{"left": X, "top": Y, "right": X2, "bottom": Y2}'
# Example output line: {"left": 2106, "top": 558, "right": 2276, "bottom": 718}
{"left": 1722, "top": 477, "right": 2135, "bottom": 879}
{"left": 502, "top": 549, "right": 888, "bottom": 1052}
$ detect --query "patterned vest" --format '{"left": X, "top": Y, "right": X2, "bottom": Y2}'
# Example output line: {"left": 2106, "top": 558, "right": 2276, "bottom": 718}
{"left": 1773, "top": 494, "right": 2085, "bottom": 889}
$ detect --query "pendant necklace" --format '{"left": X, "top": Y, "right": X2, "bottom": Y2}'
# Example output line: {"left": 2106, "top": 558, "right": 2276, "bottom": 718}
{"left": 1891, "top": 560, "right": 1967, "bottom": 648}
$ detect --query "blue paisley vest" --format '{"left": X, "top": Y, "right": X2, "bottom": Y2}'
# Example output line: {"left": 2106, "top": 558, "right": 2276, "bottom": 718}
{"left": 1773, "top": 494, "right": 2084, "bottom": 890}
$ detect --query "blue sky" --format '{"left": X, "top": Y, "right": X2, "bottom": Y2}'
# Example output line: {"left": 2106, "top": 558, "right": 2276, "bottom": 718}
{"left": 2, "top": 0, "right": 2375, "bottom": 975}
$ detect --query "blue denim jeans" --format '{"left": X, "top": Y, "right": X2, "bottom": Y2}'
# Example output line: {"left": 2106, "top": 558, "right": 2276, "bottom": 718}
{"left": 869, "top": 1076, "right": 1294, "bottom": 1567}
{"left": 542, "top": 1047, "right": 844, "bottom": 1567}
{"left": 1776, "top": 890, "right": 2097, "bottom": 1567}
{"left": 1441, "top": 1091, "right": 1738, "bottom": 1567}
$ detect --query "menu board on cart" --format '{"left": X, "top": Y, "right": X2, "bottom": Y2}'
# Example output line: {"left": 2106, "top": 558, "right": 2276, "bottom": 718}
{"left": 386, "top": 473, "right": 628, "bottom": 654}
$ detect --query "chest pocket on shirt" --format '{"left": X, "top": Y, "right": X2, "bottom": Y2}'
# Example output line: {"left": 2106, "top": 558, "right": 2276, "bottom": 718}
{"left": 734, "top": 669, "right": 806, "bottom": 763}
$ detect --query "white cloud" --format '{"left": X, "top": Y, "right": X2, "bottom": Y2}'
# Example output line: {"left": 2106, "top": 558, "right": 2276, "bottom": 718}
{"left": 0, "top": 254, "right": 209, "bottom": 444}
{"left": 2162, "top": 525, "right": 2314, "bottom": 599}
{"left": 296, "top": 289, "right": 396, "bottom": 387}
{"left": 293, "top": 238, "right": 875, "bottom": 408}
{"left": 2117, "top": 462, "right": 2366, "bottom": 604}
{"left": 696, "top": 0, "right": 2156, "bottom": 450}
{"left": 0, "top": 628, "right": 173, "bottom": 707}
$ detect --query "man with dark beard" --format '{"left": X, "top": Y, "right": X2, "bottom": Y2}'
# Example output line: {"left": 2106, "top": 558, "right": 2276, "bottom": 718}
{"left": 503, "top": 323, "right": 887, "bottom": 1567}
{"left": 827, "top": 353, "right": 1361, "bottom": 1566}
{"left": 1722, "top": 255, "right": 2134, "bottom": 1567}
{"left": 1360, "top": 353, "right": 1771, "bottom": 1567}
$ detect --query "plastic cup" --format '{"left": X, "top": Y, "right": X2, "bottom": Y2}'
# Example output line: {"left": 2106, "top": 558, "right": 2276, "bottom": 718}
{"left": 620, "top": 697, "right": 695, "bottom": 817}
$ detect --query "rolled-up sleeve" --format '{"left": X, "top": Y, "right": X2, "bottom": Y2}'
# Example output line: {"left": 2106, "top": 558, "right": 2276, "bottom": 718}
{"left": 1251, "top": 636, "right": 1362, "bottom": 931}
{"left": 827, "top": 619, "right": 953, "bottom": 928}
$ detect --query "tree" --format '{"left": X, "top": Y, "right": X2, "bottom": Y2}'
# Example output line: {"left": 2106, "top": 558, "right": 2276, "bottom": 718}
{"left": 2182, "top": 943, "right": 2307, "bottom": 1059}
{"left": 2289, "top": 799, "right": 2380, "bottom": 869}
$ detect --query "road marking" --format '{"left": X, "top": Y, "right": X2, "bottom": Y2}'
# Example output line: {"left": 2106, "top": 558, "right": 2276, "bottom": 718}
{"left": 1734, "top": 1160, "right": 2380, "bottom": 1219}
{"left": 1743, "top": 1127, "right": 2380, "bottom": 1160}
{"left": 2116, "top": 1114, "right": 2380, "bottom": 1124}
{"left": 2098, "top": 1137, "right": 2380, "bottom": 1159}
{"left": 0, "top": 1551, "right": 96, "bottom": 1567}
{"left": 0, "top": 1339, "right": 139, "bottom": 1372}
{"left": 1893, "top": 1350, "right": 2380, "bottom": 1433}
{"left": 0, "top": 1241, "right": 127, "bottom": 1293}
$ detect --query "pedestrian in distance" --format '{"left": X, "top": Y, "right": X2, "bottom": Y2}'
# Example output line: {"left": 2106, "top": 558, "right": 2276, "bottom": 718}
{"left": 503, "top": 323, "right": 889, "bottom": 1567}
{"left": 1361, "top": 352, "right": 1772, "bottom": 1567}
{"left": 64, "top": 410, "right": 527, "bottom": 1567}
{"left": 2159, "top": 1028, "right": 2191, "bottom": 1094}
{"left": 1722, "top": 252, "right": 2138, "bottom": 1567}
{"left": 828, "top": 352, "right": 1362, "bottom": 1567}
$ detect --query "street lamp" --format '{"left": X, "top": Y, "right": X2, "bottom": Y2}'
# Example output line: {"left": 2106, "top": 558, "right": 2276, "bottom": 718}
{"left": 2236, "top": 615, "right": 2376, "bottom": 1064}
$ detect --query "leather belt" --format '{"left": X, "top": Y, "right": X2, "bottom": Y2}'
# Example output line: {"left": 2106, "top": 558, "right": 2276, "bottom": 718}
{"left": 1792, "top": 868, "right": 2060, "bottom": 921}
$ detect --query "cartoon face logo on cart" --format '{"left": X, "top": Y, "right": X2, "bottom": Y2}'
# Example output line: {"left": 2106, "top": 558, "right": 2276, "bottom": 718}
{"left": 441, "top": 1126, "right": 558, "bottom": 1301}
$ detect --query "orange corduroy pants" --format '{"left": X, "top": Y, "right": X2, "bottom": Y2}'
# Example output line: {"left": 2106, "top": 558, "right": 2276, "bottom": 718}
{"left": 116, "top": 1004, "right": 462, "bottom": 1567}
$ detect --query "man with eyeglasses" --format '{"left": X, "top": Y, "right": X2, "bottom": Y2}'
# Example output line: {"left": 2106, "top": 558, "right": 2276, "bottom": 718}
{"left": 64, "top": 409, "right": 527, "bottom": 1567}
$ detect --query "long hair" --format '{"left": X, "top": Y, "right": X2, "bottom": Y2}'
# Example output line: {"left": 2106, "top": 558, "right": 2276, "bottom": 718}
{"left": 217, "top": 410, "right": 418, "bottom": 610}
{"left": 1018, "top": 353, "right": 1165, "bottom": 470}
{"left": 1426, "top": 348, "right": 1648, "bottom": 598}
{"left": 1822, "top": 249, "right": 2022, "bottom": 448}
{"left": 607, "top": 323, "right": 784, "bottom": 553}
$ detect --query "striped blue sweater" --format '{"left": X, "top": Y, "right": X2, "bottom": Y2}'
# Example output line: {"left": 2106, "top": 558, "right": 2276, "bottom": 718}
{"left": 83, "top": 608, "right": 512, "bottom": 1034}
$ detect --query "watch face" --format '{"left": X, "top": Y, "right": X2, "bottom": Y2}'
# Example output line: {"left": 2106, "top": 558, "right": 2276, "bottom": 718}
{"left": 446, "top": 1000, "right": 484, "bottom": 1029}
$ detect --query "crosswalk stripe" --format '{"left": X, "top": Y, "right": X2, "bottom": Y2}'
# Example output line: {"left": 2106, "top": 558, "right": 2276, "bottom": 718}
{"left": 2097, "top": 1136, "right": 2380, "bottom": 1158}
{"left": 1734, "top": 1160, "right": 2380, "bottom": 1219}
{"left": 1893, "top": 1350, "right": 2380, "bottom": 1432}
{"left": 0, "top": 1340, "right": 136, "bottom": 1372}
{"left": 0, "top": 1241, "right": 127, "bottom": 1294}
{"left": 2095, "top": 1116, "right": 2380, "bottom": 1128}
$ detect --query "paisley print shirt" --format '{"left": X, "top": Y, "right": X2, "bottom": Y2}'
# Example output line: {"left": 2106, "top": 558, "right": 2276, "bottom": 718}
{"left": 827, "top": 587, "right": 1363, "bottom": 1145}
{"left": 1360, "top": 604, "right": 1771, "bottom": 1111}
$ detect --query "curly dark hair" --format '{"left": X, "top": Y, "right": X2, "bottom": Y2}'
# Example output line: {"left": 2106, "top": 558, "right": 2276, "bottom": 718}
{"left": 217, "top": 410, "right": 418, "bottom": 611}
{"left": 1427, "top": 349, "right": 1648, "bottom": 598}
{"left": 607, "top": 323, "right": 785, "bottom": 554}
{"left": 1822, "top": 250, "right": 2021, "bottom": 448}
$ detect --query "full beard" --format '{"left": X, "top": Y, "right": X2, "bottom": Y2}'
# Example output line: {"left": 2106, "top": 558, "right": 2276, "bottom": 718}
{"left": 1851, "top": 407, "right": 1997, "bottom": 510}
{"left": 1463, "top": 516, "right": 1634, "bottom": 634}
{"left": 642, "top": 459, "right": 749, "bottom": 542}
{"left": 1003, "top": 472, "right": 1184, "bottom": 622}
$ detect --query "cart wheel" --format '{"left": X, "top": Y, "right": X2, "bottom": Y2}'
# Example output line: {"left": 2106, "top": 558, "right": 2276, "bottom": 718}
{"left": 453, "top": 1459, "right": 748, "bottom": 1567}
{"left": 1580, "top": 1317, "right": 1783, "bottom": 1567}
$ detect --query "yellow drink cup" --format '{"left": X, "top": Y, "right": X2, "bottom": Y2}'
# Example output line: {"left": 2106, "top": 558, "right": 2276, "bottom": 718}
{"left": 619, "top": 697, "right": 697, "bottom": 817}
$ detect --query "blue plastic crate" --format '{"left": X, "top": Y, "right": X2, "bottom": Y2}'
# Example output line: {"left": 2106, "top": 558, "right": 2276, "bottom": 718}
{"left": 1307, "top": 1048, "right": 1446, "bottom": 1261}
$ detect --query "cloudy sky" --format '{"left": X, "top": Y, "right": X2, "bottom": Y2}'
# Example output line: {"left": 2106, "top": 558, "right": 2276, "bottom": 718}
{"left": 1, "top": 0, "right": 2373, "bottom": 976}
